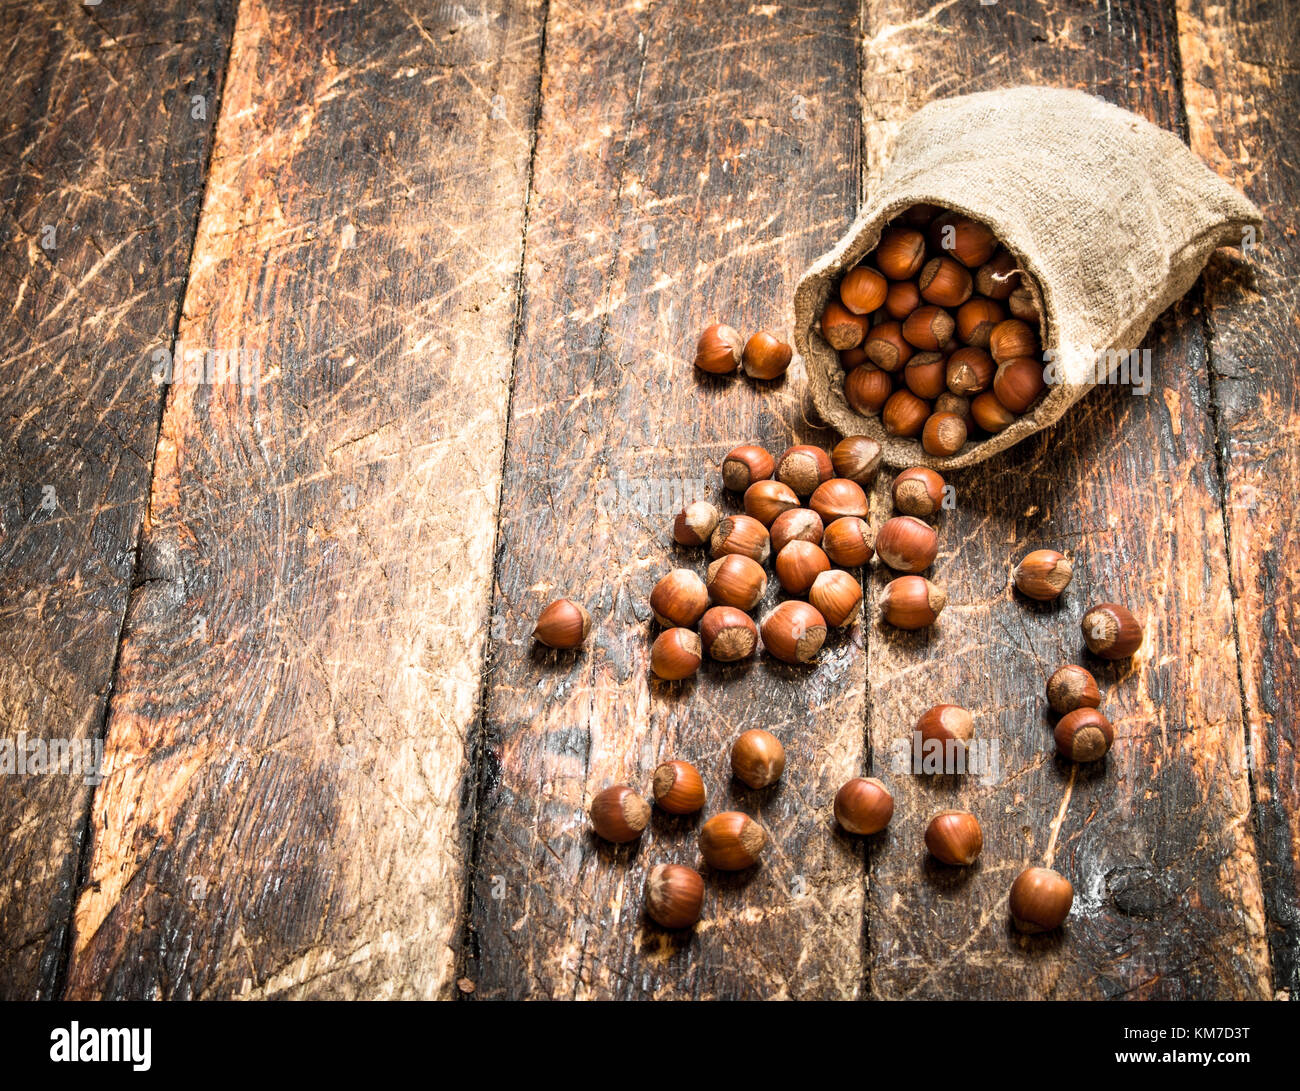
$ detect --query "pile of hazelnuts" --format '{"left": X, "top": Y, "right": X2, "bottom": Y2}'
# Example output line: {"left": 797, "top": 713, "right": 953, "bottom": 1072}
{"left": 819, "top": 206, "right": 1048, "bottom": 456}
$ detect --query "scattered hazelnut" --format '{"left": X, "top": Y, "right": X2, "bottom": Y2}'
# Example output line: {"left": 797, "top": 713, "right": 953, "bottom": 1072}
{"left": 822, "top": 516, "right": 874, "bottom": 567}
{"left": 810, "top": 477, "right": 869, "bottom": 522}
{"left": 699, "top": 606, "right": 759, "bottom": 662}
{"left": 760, "top": 600, "right": 827, "bottom": 663}
{"left": 1046, "top": 664, "right": 1102, "bottom": 715}
{"left": 731, "top": 729, "right": 786, "bottom": 789}
{"left": 1054, "top": 707, "right": 1114, "bottom": 762}
{"left": 830, "top": 435, "right": 883, "bottom": 486}
{"left": 893, "top": 466, "right": 946, "bottom": 517}
{"left": 1009, "top": 866, "right": 1074, "bottom": 933}
{"left": 925, "top": 809, "right": 983, "bottom": 865}
{"left": 673, "top": 500, "right": 721, "bottom": 546}
{"left": 706, "top": 554, "right": 767, "bottom": 611}
{"left": 590, "top": 785, "right": 650, "bottom": 843}
{"left": 644, "top": 864, "right": 705, "bottom": 929}
{"left": 770, "top": 507, "right": 825, "bottom": 554}
{"left": 722, "top": 444, "right": 774, "bottom": 492}
{"left": 650, "top": 628, "right": 702, "bottom": 680}
{"left": 699, "top": 812, "right": 767, "bottom": 870}
{"left": 710, "top": 513, "right": 771, "bottom": 564}
{"left": 834, "top": 777, "right": 894, "bottom": 834}
{"left": 774, "top": 539, "right": 832, "bottom": 594}
{"left": 874, "top": 516, "right": 938, "bottom": 573}
{"left": 533, "top": 598, "right": 592, "bottom": 649}
{"left": 809, "top": 569, "right": 863, "bottom": 627}
{"left": 649, "top": 569, "right": 709, "bottom": 628}
{"left": 695, "top": 323, "right": 743, "bottom": 374}
{"left": 919, "top": 255, "right": 973, "bottom": 308}
{"left": 821, "top": 300, "right": 869, "bottom": 350}
{"left": 882, "top": 389, "right": 930, "bottom": 437}
{"left": 864, "top": 321, "right": 914, "bottom": 372}
{"left": 1012, "top": 549, "right": 1072, "bottom": 602}
{"left": 743, "top": 478, "right": 800, "bottom": 526}
{"left": 775, "top": 445, "right": 833, "bottom": 498}
{"left": 922, "top": 411, "right": 968, "bottom": 457}
{"left": 875, "top": 226, "right": 927, "bottom": 280}
{"left": 918, "top": 704, "right": 974, "bottom": 746}
{"left": 880, "top": 575, "right": 947, "bottom": 629}
{"left": 1081, "top": 602, "right": 1142, "bottom": 659}
{"left": 840, "top": 266, "right": 888, "bottom": 314}
{"left": 902, "top": 304, "right": 956, "bottom": 351}
{"left": 652, "top": 760, "right": 705, "bottom": 814}
{"left": 845, "top": 366, "right": 893, "bottom": 415}
{"left": 742, "top": 330, "right": 793, "bottom": 380}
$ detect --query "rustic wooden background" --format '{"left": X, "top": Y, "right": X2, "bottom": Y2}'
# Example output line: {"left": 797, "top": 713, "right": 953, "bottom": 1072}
{"left": 0, "top": 0, "right": 1294, "bottom": 1000}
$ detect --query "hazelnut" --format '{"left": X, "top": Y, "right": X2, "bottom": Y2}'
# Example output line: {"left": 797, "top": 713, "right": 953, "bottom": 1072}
{"left": 1054, "top": 707, "right": 1114, "bottom": 762}
{"left": 821, "top": 300, "right": 869, "bottom": 350}
{"left": 892, "top": 466, "right": 946, "bottom": 517}
{"left": 743, "top": 478, "right": 800, "bottom": 526}
{"left": 590, "top": 785, "right": 650, "bottom": 843}
{"left": 644, "top": 864, "right": 705, "bottom": 929}
{"left": 879, "top": 575, "right": 947, "bottom": 629}
{"left": 924, "top": 809, "right": 983, "bottom": 865}
{"left": 919, "top": 255, "right": 973, "bottom": 308}
{"left": 695, "top": 323, "right": 743, "bottom": 374}
{"left": 884, "top": 279, "right": 921, "bottom": 320}
{"left": 774, "top": 540, "right": 831, "bottom": 594}
{"left": 1008, "top": 284, "right": 1040, "bottom": 324}
{"left": 809, "top": 569, "right": 863, "bottom": 627}
{"left": 710, "top": 513, "right": 771, "bottom": 564}
{"left": 882, "top": 389, "right": 930, "bottom": 437}
{"left": 993, "top": 357, "right": 1046, "bottom": 413}
{"left": 937, "top": 215, "right": 996, "bottom": 268}
{"left": 706, "top": 554, "right": 767, "bottom": 611}
{"left": 934, "top": 392, "right": 972, "bottom": 427}
{"left": 742, "top": 330, "right": 793, "bottom": 380}
{"left": 840, "top": 266, "right": 888, "bottom": 314}
{"left": 699, "top": 606, "right": 759, "bottom": 661}
{"left": 1009, "top": 866, "right": 1074, "bottom": 933}
{"left": 945, "top": 346, "right": 995, "bottom": 396}
{"left": 810, "top": 477, "right": 869, "bottom": 522}
{"left": 775, "top": 445, "right": 833, "bottom": 498}
{"left": 974, "top": 248, "right": 1019, "bottom": 300}
{"left": 770, "top": 507, "right": 824, "bottom": 554}
{"left": 822, "top": 516, "right": 874, "bottom": 567}
{"left": 875, "top": 225, "right": 927, "bottom": 280}
{"left": 652, "top": 760, "right": 706, "bottom": 814}
{"left": 760, "top": 600, "right": 827, "bottom": 663}
{"left": 699, "top": 812, "right": 767, "bottom": 870}
{"left": 673, "top": 500, "right": 721, "bottom": 546}
{"left": 902, "top": 304, "right": 956, "bottom": 351}
{"left": 1081, "top": 602, "right": 1143, "bottom": 659}
{"left": 904, "top": 352, "right": 949, "bottom": 400}
{"left": 864, "top": 321, "right": 914, "bottom": 372}
{"left": 840, "top": 346, "right": 867, "bottom": 369}
{"left": 955, "top": 296, "right": 1005, "bottom": 348}
{"left": 731, "top": 729, "right": 786, "bottom": 789}
{"left": 970, "top": 391, "right": 1016, "bottom": 433}
{"left": 922, "top": 411, "right": 967, "bottom": 457}
{"left": 1012, "top": 549, "right": 1072, "bottom": 602}
{"left": 1046, "top": 664, "right": 1102, "bottom": 715}
{"left": 650, "top": 569, "right": 710, "bottom": 628}
{"left": 902, "top": 203, "right": 941, "bottom": 226}
{"left": 874, "top": 515, "right": 938, "bottom": 573}
{"left": 831, "top": 435, "right": 883, "bottom": 486}
{"left": 845, "top": 366, "right": 893, "bottom": 415}
{"left": 833, "top": 777, "right": 894, "bottom": 834}
{"left": 650, "top": 628, "right": 702, "bottom": 680}
{"left": 533, "top": 598, "right": 592, "bottom": 648}
{"left": 917, "top": 704, "right": 973, "bottom": 746}
{"left": 988, "top": 318, "right": 1039, "bottom": 364}
{"left": 722, "top": 444, "right": 774, "bottom": 492}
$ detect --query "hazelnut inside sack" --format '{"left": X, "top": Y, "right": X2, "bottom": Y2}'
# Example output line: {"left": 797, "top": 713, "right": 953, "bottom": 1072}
{"left": 793, "top": 86, "right": 1261, "bottom": 469}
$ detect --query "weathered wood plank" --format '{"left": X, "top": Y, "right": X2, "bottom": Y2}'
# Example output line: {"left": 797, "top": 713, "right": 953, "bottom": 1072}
{"left": 858, "top": 0, "right": 1271, "bottom": 998}
{"left": 0, "top": 0, "right": 233, "bottom": 999}
{"left": 63, "top": 0, "right": 545, "bottom": 999}
{"left": 467, "top": 0, "right": 865, "bottom": 999}
{"left": 1177, "top": 0, "right": 1299, "bottom": 998}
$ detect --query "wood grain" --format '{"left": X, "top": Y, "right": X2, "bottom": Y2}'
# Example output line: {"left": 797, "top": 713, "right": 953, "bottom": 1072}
{"left": 466, "top": 0, "right": 867, "bottom": 999}
{"left": 0, "top": 0, "right": 232, "bottom": 999}
{"left": 62, "top": 0, "right": 545, "bottom": 999}
{"left": 857, "top": 0, "right": 1271, "bottom": 998}
{"left": 1177, "top": 0, "right": 1299, "bottom": 998}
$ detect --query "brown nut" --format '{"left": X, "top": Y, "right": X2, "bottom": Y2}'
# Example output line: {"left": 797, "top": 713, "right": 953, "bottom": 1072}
{"left": 922, "top": 411, "right": 968, "bottom": 457}
{"left": 845, "top": 365, "right": 894, "bottom": 415}
{"left": 946, "top": 346, "right": 995, "bottom": 396}
{"left": 775, "top": 445, "right": 834, "bottom": 498}
{"left": 673, "top": 500, "right": 721, "bottom": 546}
{"left": 875, "top": 516, "right": 939, "bottom": 573}
{"left": 919, "top": 255, "right": 973, "bottom": 308}
{"left": 1046, "top": 664, "right": 1102, "bottom": 715}
{"left": 1012, "top": 549, "right": 1073, "bottom": 602}
{"left": 1008, "top": 284, "right": 1040, "bottom": 324}
{"left": 760, "top": 600, "right": 827, "bottom": 663}
{"left": 710, "top": 513, "right": 771, "bottom": 564}
{"left": 904, "top": 352, "right": 949, "bottom": 400}
{"left": 650, "top": 628, "right": 702, "bottom": 680}
{"left": 742, "top": 330, "right": 793, "bottom": 380}
{"left": 882, "top": 389, "right": 930, "bottom": 438}
{"left": 731, "top": 729, "right": 786, "bottom": 789}
{"left": 694, "top": 323, "right": 743, "bottom": 374}
{"left": 699, "top": 606, "right": 759, "bottom": 662}
{"left": 821, "top": 299, "right": 869, "bottom": 350}
{"left": 810, "top": 477, "right": 869, "bottom": 522}
{"left": 893, "top": 467, "right": 946, "bottom": 517}
{"left": 770, "top": 507, "right": 825, "bottom": 554}
{"left": 590, "top": 785, "right": 650, "bottom": 843}
{"left": 698, "top": 811, "right": 767, "bottom": 870}
{"left": 880, "top": 575, "right": 947, "bottom": 629}
{"left": 863, "top": 321, "right": 914, "bottom": 372}
{"left": 1081, "top": 602, "right": 1143, "bottom": 659}
{"left": 706, "top": 554, "right": 767, "bottom": 611}
{"left": 774, "top": 539, "right": 832, "bottom": 594}
{"left": 934, "top": 392, "right": 972, "bottom": 427}
{"left": 935, "top": 215, "right": 997, "bottom": 268}
{"left": 722, "top": 444, "right": 774, "bottom": 492}
{"left": 884, "top": 278, "right": 921, "bottom": 320}
{"left": 955, "top": 296, "right": 1005, "bottom": 348}
{"left": 1009, "top": 866, "right": 1074, "bottom": 933}
{"left": 875, "top": 225, "right": 927, "bottom": 280}
{"left": 644, "top": 864, "right": 705, "bottom": 929}
{"left": 902, "top": 304, "right": 956, "bottom": 352}
{"left": 988, "top": 318, "right": 1039, "bottom": 364}
{"left": 533, "top": 598, "right": 592, "bottom": 648}
{"left": 993, "top": 357, "right": 1047, "bottom": 413}
{"left": 822, "top": 516, "right": 874, "bottom": 567}
{"left": 649, "top": 569, "right": 709, "bottom": 628}
{"left": 917, "top": 704, "right": 974, "bottom": 746}
{"left": 652, "top": 760, "right": 705, "bottom": 814}
{"left": 840, "top": 345, "right": 868, "bottom": 369}
{"left": 1054, "top": 707, "right": 1115, "bottom": 762}
{"left": 743, "top": 478, "right": 800, "bottom": 526}
{"left": 971, "top": 391, "right": 1016, "bottom": 433}
{"left": 831, "top": 435, "right": 884, "bottom": 486}
{"left": 833, "top": 777, "right": 894, "bottom": 835}
{"left": 840, "top": 266, "right": 888, "bottom": 314}
{"left": 809, "top": 569, "right": 863, "bottom": 627}
{"left": 925, "top": 809, "right": 983, "bottom": 865}
{"left": 975, "top": 248, "right": 1019, "bottom": 300}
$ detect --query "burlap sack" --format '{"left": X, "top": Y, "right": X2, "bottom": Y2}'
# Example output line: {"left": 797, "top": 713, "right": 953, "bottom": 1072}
{"left": 793, "top": 87, "right": 1261, "bottom": 469}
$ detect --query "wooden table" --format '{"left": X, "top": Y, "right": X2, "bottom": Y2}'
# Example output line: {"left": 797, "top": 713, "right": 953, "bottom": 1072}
{"left": 0, "top": 0, "right": 1294, "bottom": 1001}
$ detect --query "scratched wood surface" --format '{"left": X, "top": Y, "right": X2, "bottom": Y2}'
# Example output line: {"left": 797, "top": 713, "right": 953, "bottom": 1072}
{"left": 1177, "top": 0, "right": 1299, "bottom": 997}
{"left": 0, "top": 0, "right": 232, "bottom": 1000}
{"left": 0, "top": 0, "right": 1294, "bottom": 1000}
